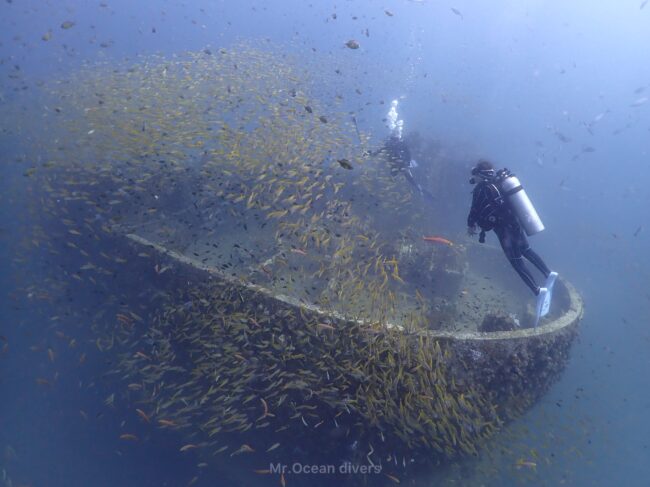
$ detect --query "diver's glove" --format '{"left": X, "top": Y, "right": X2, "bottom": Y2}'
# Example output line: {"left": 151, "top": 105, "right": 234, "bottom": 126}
{"left": 467, "top": 224, "right": 478, "bottom": 237}
{"left": 408, "top": 159, "right": 418, "bottom": 169}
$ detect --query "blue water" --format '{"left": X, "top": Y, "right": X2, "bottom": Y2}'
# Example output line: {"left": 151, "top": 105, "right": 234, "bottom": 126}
{"left": 2, "top": 1, "right": 650, "bottom": 486}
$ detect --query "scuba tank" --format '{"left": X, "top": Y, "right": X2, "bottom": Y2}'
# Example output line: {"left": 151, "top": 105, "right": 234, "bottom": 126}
{"left": 497, "top": 169, "right": 545, "bottom": 236}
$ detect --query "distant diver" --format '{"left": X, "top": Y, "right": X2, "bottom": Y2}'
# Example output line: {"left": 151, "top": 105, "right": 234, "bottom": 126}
{"left": 467, "top": 159, "right": 558, "bottom": 326}
{"left": 367, "top": 99, "right": 434, "bottom": 202}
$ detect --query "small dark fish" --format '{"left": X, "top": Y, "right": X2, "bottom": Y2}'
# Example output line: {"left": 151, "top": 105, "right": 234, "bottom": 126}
{"left": 337, "top": 159, "right": 353, "bottom": 170}
{"left": 641, "top": 0, "right": 649, "bottom": 9}
{"left": 289, "top": 88, "right": 296, "bottom": 97}
{"left": 582, "top": 146, "right": 595, "bottom": 153}
{"left": 60, "top": 20, "right": 75, "bottom": 29}
{"left": 331, "top": 13, "right": 337, "bottom": 20}
{"left": 318, "top": 115, "right": 328, "bottom": 123}
{"left": 385, "top": 10, "right": 394, "bottom": 16}
{"left": 634, "top": 225, "right": 643, "bottom": 237}
{"left": 634, "top": 86, "right": 646, "bottom": 94}
{"left": 42, "top": 30, "right": 52, "bottom": 41}
{"left": 203, "top": 49, "right": 212, "bottom": 55}
{"left": 364, "top": 28, "right": 369, "bottom": 37}
{"left": 304, "top": 105, "right": 313, "bottom": 113}
{"left": 555, "top": 131, "right": 571, "bottom": 143}
{"left": 345, "top": 40, "right": 360, "bottom": 49}
{"left": 451, "top": 7, "right": 463, "bottom": 19}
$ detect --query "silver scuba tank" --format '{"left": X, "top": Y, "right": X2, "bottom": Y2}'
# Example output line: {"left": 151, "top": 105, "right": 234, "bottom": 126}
{"left": 499, "top": 173, "right": 545, "bottom": 236}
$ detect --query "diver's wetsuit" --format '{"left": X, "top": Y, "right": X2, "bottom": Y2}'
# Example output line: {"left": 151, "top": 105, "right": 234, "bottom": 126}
{"left": 467, "top": 178, "right": 550, "bottom": 295}
{"left": 378, "top": 136, "right": 434, "bottom": 201}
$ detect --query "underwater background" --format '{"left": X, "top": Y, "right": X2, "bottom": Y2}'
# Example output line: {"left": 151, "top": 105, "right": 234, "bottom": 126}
{"left": 1, "top": 1, "right": 650, "bottom": 486}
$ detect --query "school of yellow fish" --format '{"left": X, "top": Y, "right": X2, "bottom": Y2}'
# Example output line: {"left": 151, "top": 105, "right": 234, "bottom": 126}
{"left": 6, "top": 43, "right": 554, "bottom": 478}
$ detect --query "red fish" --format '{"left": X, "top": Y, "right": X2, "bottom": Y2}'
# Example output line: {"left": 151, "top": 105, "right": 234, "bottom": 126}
{"left": 422, "top": 236, "right": 453, "bottom": 246}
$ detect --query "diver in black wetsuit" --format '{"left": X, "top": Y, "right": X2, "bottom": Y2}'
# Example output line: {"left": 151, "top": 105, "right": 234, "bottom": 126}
{"left": 374, "top": 135, "right": 434, "bottom": 201}
{"left": 365, "top": 99, "right": 434, "bottom": 202}
{"left": 467, "top": 159, "right": 551, "bottom": 296}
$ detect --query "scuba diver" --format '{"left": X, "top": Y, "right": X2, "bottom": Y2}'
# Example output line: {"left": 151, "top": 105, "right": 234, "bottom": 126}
{"left": 467, "top": 159, "right": 558, "bottom": 326}
{"left": 367, "top": 100, "right": 434, "bottom": 202}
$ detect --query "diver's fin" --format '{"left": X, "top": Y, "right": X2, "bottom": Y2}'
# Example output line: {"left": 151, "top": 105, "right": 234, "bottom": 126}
{"left": 534, "top": 287, "right": 549, "bottom": 328}
{"left": 545, "top": 272, "right": 558, "bottom": 295}
{"left": 541, "top": 272, "right": 558, "bottom": 317}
